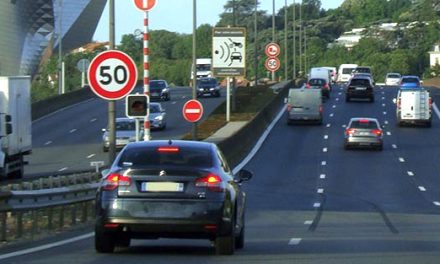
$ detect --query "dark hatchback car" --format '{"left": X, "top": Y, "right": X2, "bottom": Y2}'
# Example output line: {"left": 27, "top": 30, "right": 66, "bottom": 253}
{"left": 95, "top": 140, "right": 253, "bottom": 255}
{"left": 150, "top": 80, "right": 170, "bottom": 101}
{"left": 345, "top": 76, "right": 375, "bottom": 102}
{"left": 344, "top": 117, "right": 383, "bottom": 150}
{"left": 306, "top": 78, "right": 331, "bottom": 99}
{"left": 197, "top": 77, "right": 221, "bottom": 97}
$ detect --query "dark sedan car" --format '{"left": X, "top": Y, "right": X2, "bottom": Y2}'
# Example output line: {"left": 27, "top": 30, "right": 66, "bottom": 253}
{"left": 345, "top": 76, "right": 375, "bottom": 102}
{"left": 95, "top": 140, "right": 253, "bottom": 255}
{"left": 344, "top": 117, "right": 383, "bottom": 150}
{"left": 197, "top": 77, "right": 221, "bottom": 97}
{"left": 150, "top": 80, "right": 170, "bottom": 101}
{"left": 306, "top": 78, "right": 331, "bottom": 99}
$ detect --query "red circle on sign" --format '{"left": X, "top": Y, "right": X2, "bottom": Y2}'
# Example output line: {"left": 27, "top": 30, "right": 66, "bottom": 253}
{"left": 88, "top": 50, "right": 138, "bottom": 100}
{"left": 265, "top": 57, "right": 281, "bottom": 72}
{"left": 183, "top": 99, "right": 204, "bottom": 123}
{"left": 134, "top": 0, "right": 156, "bottom": 11}
{"left": 265, "top": 43, "right": 281, "bottom": 57}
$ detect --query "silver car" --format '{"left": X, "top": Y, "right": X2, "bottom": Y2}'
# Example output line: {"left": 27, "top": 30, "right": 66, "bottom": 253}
{"left": 102, "top": 118, "right": 142, "bottom": 152}
{"left": 344, "top": 117, "right": 383, "bottom": 151}
{"left": 149, "top": 102, "right": 167, "bottom": 130}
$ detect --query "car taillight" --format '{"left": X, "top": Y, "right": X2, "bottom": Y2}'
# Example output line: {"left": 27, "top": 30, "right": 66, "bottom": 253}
{"left": 195, "top": 173, "right": 224, "bottom": 192}
{"left": 397, "top": 98, "right": 401, "bottom": 108}
{"left": 306, "top": 83, "right": 311, "bottom": 88}
{"left": 319, "top": 105, "right": 323, "bottom": 113}
{"left": 323, "top": 83, "right": 329, "bottom": 90}
{"left": 287, "top": 104, "right": 292, "bottom": 112}
{"left": 372, "top": 129, "right": 382, "bottom": 136}
{"left": 102, "top": 173, "right": 131, "bottom": 191}
{"left": 345, "top": 128, "right": 356, "bottom": 135}
{"left": 157, "top": 146, "right": 180, "bottom": 153}
{"left": 429, "top": 97, "right": 432, "bottom": 107}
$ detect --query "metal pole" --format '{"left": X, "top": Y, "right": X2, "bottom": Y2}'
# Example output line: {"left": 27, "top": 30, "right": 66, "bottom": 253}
{"left": 304, "top": 26, "right": 307, "bottom": 74}
{"left": 192, "top": 0, "right": 198, "bottom": 139}
{"left": 143, "top": 11, "right": 151, "bottom": 141}
{"left": 272, "top": 0, "right": 275, "bottom": 81}
{"left": 135, "top": 119, "right": 140, "bottom": 141}
{"left": 292, "top": 0, "right": 296, "bottom": 79}
{"left": 58, "top": 0, "right": 63, "bottom": 95}
{"left": 284, "top": 0, "right": 288, "bottom": 81}
{"left": 226, "top": 77, "right": 230, "bottom": 122}
{"left": 108, "top": 0, "right": 116, "bottom": 163}
{"left": 231, "top": 0, "right": 236, "bottom": 112}
{"left": 254, "top": 0, "right": 258, "bottom": 86}
{"left": 299, "top": 1, "right": 302, "bottom": 77}
{"left": 61, "top": 61, "right": 65, "bottom": 93}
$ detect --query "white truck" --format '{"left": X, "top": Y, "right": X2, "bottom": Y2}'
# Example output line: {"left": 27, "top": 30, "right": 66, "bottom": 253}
{"left": 0, "top": 76, "right": 32, "bottom": 178}
{"left": 190, "top": 58, "right": 212, "bottom": 86}
{"left": 394, "top": 87, "right": 432, "bottom": 127}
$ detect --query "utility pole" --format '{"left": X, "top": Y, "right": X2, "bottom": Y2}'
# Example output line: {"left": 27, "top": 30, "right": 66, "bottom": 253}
{"left": 292, "top": 0, "right": 296, "bottom": 79}
{"left": 298, "top": 1, "right": 302, "bottom": 77}
{"left": 58, "top": 0, "right": 63, "bottom": 95}
{"left": 192, "top": 0, "right": 197, "bottom": 140}
{"left": 108, "top": 0, "right": 116, "bottom": 163}
{"left": 272, "top": 0, "right": 275, "bottom": 81}
{"left": 284, "top": 0, "right": 288, "bottom": 81}
{"left": 231, "top": 0, "right": 236, "bottom": 112}
{"left": 254, "top": 0, "right": 258, "bottom": 86}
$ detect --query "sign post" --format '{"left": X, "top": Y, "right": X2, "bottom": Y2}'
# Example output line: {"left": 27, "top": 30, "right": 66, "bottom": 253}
{"left": 212, "top": 27, "right": 246, "bottom": 122}
{"left": 76, "top": 58, "right": 90, "bottom": 87}
{"left": 264, "top": 42, "right": 281, "bottom": 75}
{"left": 133, "top": 0, "right": 156, "bottom": 140}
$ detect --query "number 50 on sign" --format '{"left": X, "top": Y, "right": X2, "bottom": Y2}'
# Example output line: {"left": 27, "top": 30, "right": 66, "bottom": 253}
{"left": 265, "top": 57, "right": 280, "bottom": 72}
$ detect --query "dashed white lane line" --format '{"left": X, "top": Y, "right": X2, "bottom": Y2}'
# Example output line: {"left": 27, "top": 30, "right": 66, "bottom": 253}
{"left": 386, "top": 131, "right": 392, "bottom": 136}
{"left": 382, "top": 103, "right": 386, "bottom": 107}
{"left": 304, "top": 220, "right": 313, "bottom": 225}
{"left": 329, "top": 113, "right": 334, "bottom": 117}
{"left": 324, "top": 135, "right": 329, "bottom": 139}
{"left": 323, "top": 148, "right": 328, "bottom": 152}
{"left": 317, "top": 188, "right": 324, "bottom": 194}
{"left": 382, "top": 97, "right": 385, "bottom": 100}
{"left": 418, "top": 186, "right": 427, "bottom": 192}
{"left": 313, "top": 202, "right": 321, "bottom": 208}
{"left": 326, "top": 123, "right": 331, "bottom": 128}
{"left": 320, "top": 174, "right": 326, "bottom": 179}
{"left": 44, "top": 141, "right": 52, "bottom": 146}
{"left": 69, "top": 129, "right": 77, "bottom": 133}
{"left": 288, "top": 238, "right": 302, "bottom": 245}
{"left": 58, "top": 167, "right": 68, "bottom": 172}
{"left": 172, "top": 101, "right": 177, "bottom": 105}
{"left": 342, "top": 124, "right": 346, "bottom": 128}
{"left": 332, "top": 105, "right": 336, "bottom": 108}
{"left": 87, "top": 154, "right": 96, "bottom": 159}
{"left": 392, "top": 144, "right": 397, "bottom": 149}
{"left": 90, "top": 118, "right": 97, "bottom": 123}
{"left": 336, "top": 98, "right": 340, "bottom": 101}
{"left": 321, "top": 161, "right": 327, "bottom": 166}
{"left": 181, "top": 96, "right": 186, "bottom": 99}
{"left": 384, "top": 120, "right": 389, "bottom": 125}
{"left": 434, "top": 201, "right": 440, "bottom": 206}
{"left": 407, "top": 171, "right": 414, "bottom": 176}
{"left": 383, "top": 111, "right": 387, "bottom": 115}
{"left": 399, "top": 157, "right": 405, "bottom": 162}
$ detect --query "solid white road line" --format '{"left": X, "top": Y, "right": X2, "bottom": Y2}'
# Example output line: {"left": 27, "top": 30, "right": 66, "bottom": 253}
{"left": 304, "top": 220, "right": 313, "bottom": 225}
{"left": 0, "top": 233, "right": 93, "bottom": 261}
{"left": 317, "top": 188, "right": 324, "bottom": 194}
{"left": 320, "top": 174, "right": 326, "bottom": 179}
{"left": 313, "top": 203, "right": 321, "bottom": 208}
{"left": 433, "top": 103, "right": 440, "bottom": 120}
{"left": 418, "top": 186, "right": 427, "bottom": 192}
{"left": 407, "top": 171, "right": 414, "bottom": 176}
{"left": 399, "top": 157, "right": 405, "bottom": 162}
{"left": 288, "top": 238, "right": 302, "bottom": 245}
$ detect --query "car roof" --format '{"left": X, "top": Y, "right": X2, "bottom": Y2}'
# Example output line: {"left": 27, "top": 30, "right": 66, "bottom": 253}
{"left": 386, "top": 72, "right": 401, "bottom": 76}
{"left": 349, "top": 117, "right": 379, "bottom": 123}
{"left": 124, "top": 140, "right": 215, "bottom": 151}
{"left": 349, "top": 76, "right": 371, "bottom": 80}
{"left": 401, "top": 75, "right": 420, "bottom": 79}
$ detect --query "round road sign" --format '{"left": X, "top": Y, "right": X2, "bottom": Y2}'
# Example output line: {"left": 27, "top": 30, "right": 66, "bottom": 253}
{"left": 88, "top": 50, "right": 138, "bottom": 100}
{"left": 265, "top": 57, "right": 281, "bottom": 72}
{"left": 183, "top": 99, "right": 204, "bottom": 123}
{"left": 76, "top": 58, "right": 90, "bottom": 73}
{"left": 134, "top": 0, "right": 156, "bottom": 11}
{"left": 265, "top": 42, "right": 281, "bottom": 57}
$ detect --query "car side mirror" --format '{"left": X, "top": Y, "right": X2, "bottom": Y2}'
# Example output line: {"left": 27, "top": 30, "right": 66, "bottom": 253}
{"left": 420, "top": 80, "right": 424, "bottom": 84}
{"left": 236, "top": 169, "right": 253, "bottom": 182}
{"left": 392, "top": 98, "right": 397, "bottom": 104}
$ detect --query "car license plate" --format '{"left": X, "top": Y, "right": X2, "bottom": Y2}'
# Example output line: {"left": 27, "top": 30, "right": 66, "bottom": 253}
{"left": 293, "top": 108, "right": 302, "bottom": 112}
{"left": 152, "top": 93, "right": 159, "bottom": 97}
{"left": 359, "top": 132, "right": 370, "bottom": 135}
{"left": 355, "top": 87, "right": 366, "bottom": 90}
{"left": 116, "top": 139, "right": 129, "bottom": 145}
{"left": 142, "top": 182, "right": 184, "bottom": 192}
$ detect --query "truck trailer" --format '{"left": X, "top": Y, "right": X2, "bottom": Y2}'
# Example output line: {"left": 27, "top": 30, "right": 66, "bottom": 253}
{"left": 0, "top": 76, "right": 32, "bottom": 178}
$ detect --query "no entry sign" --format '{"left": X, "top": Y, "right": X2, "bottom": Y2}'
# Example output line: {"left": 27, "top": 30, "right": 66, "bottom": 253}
{"left": 182, "top": 99, "right": 203, "bottom": 123}
{"left": 88, "top": 50, "right": 138, "bottom": 100}
{"left": 134, "top": 0, "right": 156, "bottom": 11}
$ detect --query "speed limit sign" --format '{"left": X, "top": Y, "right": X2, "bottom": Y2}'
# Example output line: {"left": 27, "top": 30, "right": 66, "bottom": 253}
{"left": 88, "top": 50, "right": 138, "bottom": 100}
{"left": 265, "top": 57, "right": 280, "bottom": 72}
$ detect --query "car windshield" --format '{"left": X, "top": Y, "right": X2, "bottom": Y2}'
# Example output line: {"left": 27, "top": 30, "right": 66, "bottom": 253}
{"left": 196, "top": 64, "right": 211, "bottom": 71}
{"left": 150, "top": 104, "right": 161, "bottom": 113}
{"left": 198, "top": 79, "right": 217, "bottom": 86}
{"left": 349, "top": 78, "right": 370, "bottom": 86}
{"left": 150, "top": 81, "right": 167, "bottom": 89}
{"left": 401, "top": 77, "right": 419, "bottom": 83}
{"left": 308, "top": 79, "right": 326, "bottom": 85}
{"left": 350, "top": 120, "right": 379, "bottom": 129}
{"left": 117, "top": 147, "right": 213, "bottom": 168}
{"left": 356, "top": 68, "right": 371, "bottom": 73}
{"left": 342, "top": 68, "right": 355, "bottom": 74}
{"left": 116, "top": 121, "right": 135, "bottom": 131}
{"left": 387, "top": 74, "right": 400, "bottom": 78}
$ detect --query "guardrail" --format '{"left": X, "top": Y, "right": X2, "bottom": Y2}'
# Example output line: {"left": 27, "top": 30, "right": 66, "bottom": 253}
{"left": 0, "top": 175, "right": 100, "bottom": 242}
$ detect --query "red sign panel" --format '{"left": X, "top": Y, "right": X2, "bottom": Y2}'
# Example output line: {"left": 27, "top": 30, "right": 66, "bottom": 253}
{"left": 88, "top": 50, "right": 138, "bottom": 100}
{"left": 265, "top": 57, "right": 281, "bottom": 72}
{"left": 183, "top": 99, "right": 204, "bottom": 123}
{"left": 134, "top": 0, "right": 156, "bottom": 11}
{"left": 265, "top": 43, "right": 281, "bottom": 57}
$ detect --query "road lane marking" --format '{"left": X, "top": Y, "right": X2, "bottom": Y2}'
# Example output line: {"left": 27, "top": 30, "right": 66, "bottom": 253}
{"left": 321, "top": 161, "right": 327, "bottom": 166}
{"left": 69, "top": 129, "right": 77, "bottom": 133}
{"left": 382, "top": 97, "right": 385, "bottom": 100}
{"left": 0, "top": 233, "right": 93, "bottom": 261}
{"left": 407, "top": 171, "right": 414, "bottom": 176}
{"left": 382, "top": 103, "right": 386, "bottom": 107}
{"left": 90, "top": 118, "right": 97, "bottom": 123}
{"left": 342, "top": 124, "right": 346, "bottom": 128}
{"left": 44, "top": 141, "right": 52, "bottom": 146}
{"left": 329, "top": 113, "right": 334, "bottom": 117}
{"left": 386, "top": 131, "right": 391, "bottom": 136}
{"left": 323, "top": 148, "right": 328, "bottom": 152}
{"left": 304, "top": 220, "right": 313, "bottom": 225}
{"left": 418, "top": 186, "right": 426, "bottom": 192}
{"left": 332, "top": 105, "right": 336, "bottom": 108}
{"left": 384, "top": 120, "right": 389, "bottom": 125}
{"left": 336, "top": 98, "right": 340, "bottom": 101}
{"left": 317, "top": 188, "right": 324, "bottom": 194}
{"left": 383, "top": 111, "right": 387, "bottom": 115}
{"left": 320, "top": 174, "right": 326, "bottom": 179}
{"left": 434, "top": 201, "right": 440, "bottom": 206}
{"left": 172, "top": 101, "right": 177, "bottom": 104}
{"left": 326, "top": 123, "right": 331, "bottom": 128}
{"left": 433, "top": 103, "right": 440, "bottom": 120}
{"left": 324, "top": 135, "right": 329, "bottom": 139}
{"left": 399, "top": 157, "right": 405, "bottom": 162}
{"left": 288, "top": 238, "right": 302, "bottom": 245}
{"left": 392, "top": 144, "right": 397, "bottom": 149}
{"left": 313, "top": 203, "right": 321, "bottom": 208}
{"left": 87, "top": 154, "right": 96, "bottom": 159}
{"left": 58, "top": 167, "right": 68, "bottom": 172}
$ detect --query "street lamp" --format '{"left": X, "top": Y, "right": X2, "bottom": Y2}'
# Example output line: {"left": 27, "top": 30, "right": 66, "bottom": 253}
{"left": 58, "top": 0, "right": 64, "bottom": 95}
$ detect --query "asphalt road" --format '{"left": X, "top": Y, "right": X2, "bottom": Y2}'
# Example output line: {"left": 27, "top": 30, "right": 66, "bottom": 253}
{"left": 3, "top": 84, "right": 440, "bottom": 263}
{"left": 26, "top": 86, "right": 225, "bottom": 176}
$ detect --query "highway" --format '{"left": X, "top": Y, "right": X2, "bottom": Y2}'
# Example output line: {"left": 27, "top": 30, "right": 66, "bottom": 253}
{"left": 26, "top": 86, "right": 225, "bottom": 176}
{"left": 3, "top": 84, "right": 440, "bottom": 263}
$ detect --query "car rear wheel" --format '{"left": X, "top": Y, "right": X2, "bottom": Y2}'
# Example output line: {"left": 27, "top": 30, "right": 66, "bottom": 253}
{"left": 215, "top": 221, "right": 235, "bottom": 255}
{"left": 95, "top": 228, "right": 116, "bottom": 253}
{"left": 235, "top": 213, "right": 245, "bottom": 249}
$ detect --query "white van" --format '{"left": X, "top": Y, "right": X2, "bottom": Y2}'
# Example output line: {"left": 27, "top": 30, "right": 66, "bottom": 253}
{"left": 394, "top": 88, "right": 432, "bottom": 127}
{"left": 337, "top": 64, "right": 358, "bottom": 83}
{"left": 309, "top": 67, "right": 331, "bottom": 84}
{"left": 285, "top": 88, "right": 323, "bottom": 125}
{"left": 322, "top": 66, "right": 337, "bottom": 83}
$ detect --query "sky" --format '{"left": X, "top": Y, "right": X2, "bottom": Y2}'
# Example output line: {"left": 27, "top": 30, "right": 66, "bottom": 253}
{"left": 93, "top": 0, "right": 344, "bottom": 44}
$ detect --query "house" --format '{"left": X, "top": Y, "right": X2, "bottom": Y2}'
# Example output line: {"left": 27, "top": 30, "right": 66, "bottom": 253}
{"left": 429, "top": 43, "right": 440, "bottom": 67}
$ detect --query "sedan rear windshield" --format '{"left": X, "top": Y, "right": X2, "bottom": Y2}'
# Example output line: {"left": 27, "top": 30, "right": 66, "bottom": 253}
{"left": 308, "top": 78, "right": 326, "bottom": 85}
{"left": 117, "top": 147, "right": 213, "bottom": 168}
{"left": 150, "top": 81, "right": 167, "bottom": 89}
{"left": 350, "top": 121, "right": 379, "bottom": 129}
{"left": 116, "top": 121, "right": 135, "bottom": 131}
{"left": 342, "top": 68, "right": 355, "bottom": 74}
{"left": 349, "top": 79, "right": 370, "bottom": 87}
{"left": 401, "top": 77, "right": 419, "bottom": 84}
{"left": 387, "top": 74, "right": 400, "bottom": 78}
